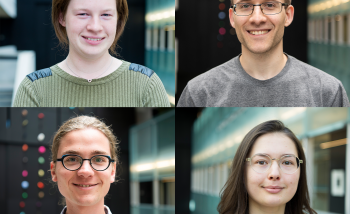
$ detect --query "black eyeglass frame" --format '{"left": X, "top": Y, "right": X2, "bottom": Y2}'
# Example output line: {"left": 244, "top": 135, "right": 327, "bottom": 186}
{"left": 57, "top": 154, "right": 115, "bottom": 171}
{"left": 230, "top": 1, "right": 290, "bottom": 16}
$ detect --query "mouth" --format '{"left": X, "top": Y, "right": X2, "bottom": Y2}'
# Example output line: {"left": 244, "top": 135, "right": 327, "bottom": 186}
{"left": 263, "top": 186, "right": 284, "bottom": 193}
{"left": 73, "top": 183, "right": 98, "bottom": 188}
{"left": 82, "top": 36, "right": 105, "bottom": 41}
{"left": 248, "top": 30, "right": 270, "bottom": 35}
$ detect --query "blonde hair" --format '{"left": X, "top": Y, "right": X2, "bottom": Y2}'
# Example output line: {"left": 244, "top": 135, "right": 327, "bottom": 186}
{"left": 51, "top": 0, "right": 129, "bottom": 56}
{"left": 51, "top": 115, "right": 119, "bottom": 206}
{"left": 51, "top": 115, "right": 119, "bottom": 171}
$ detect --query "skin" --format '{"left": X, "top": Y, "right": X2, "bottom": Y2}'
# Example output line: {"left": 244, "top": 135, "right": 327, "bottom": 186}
{"left": 229, "top": 0, "right": 294, "bottom": 80}
{"left": 245, "top": 132, "right": 300, "bottom": 214}
{"left": 57, "top": 0, "right": 123, "bottom": 80}
{"left": 51, "top": 128, "right": 116, "bottom": 214}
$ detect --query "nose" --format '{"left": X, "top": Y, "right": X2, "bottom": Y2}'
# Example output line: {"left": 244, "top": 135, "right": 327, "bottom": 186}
{"left": 77, "top": 160, "right": 94, "bottom": 178}
{"left": 267, "top": 160, "right": 281, "bottom": 180}
{"left": 86, "top": 16, "right": 103, "bottom": 32}
{"left": 249, "top": 5, "right": 267, "bottom": 25}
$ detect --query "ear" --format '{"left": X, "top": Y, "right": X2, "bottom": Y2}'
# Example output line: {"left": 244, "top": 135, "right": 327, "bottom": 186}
{"left": 51, "top": 161, "right": 58, "bottom": 182}
{"left": 229, "top": 8, "right": 236, "bottom": 29}
{"left": 284, "top": 5, "right": 294, "bottom": 27}
{"left": 59, "top": 12, "right": 66, "bottom": 27}
{"left": 110, "top": 163, "right": 116, "bottom": 183}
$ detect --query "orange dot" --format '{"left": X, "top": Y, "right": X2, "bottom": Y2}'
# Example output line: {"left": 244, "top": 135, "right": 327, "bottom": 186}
{"left": 37, "top": 182, "right": 44, "bottom": 189}
{"left": 19, "top": 201, "right": 25, "bottom": 208}
{"left": 22, "top": 144, "right": 28, "bottom": 152}
{"left": 219, "top": 3, "right": 226, "bottom": 10}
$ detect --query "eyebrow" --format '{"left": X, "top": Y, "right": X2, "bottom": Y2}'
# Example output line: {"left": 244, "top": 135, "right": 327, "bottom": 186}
{"left": 255, "top": 153, "right": 297, "bottom": 157}
{"left": 74, "top": 8, "right": 115, "bottom": 13}
{"left": 62, "top": 150, "right": 109, "bottom": 156}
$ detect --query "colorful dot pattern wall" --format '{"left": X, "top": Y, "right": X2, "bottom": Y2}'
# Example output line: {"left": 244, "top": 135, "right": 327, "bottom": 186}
{"left": 217, "top": 0, "right": 236, "bottom": 49}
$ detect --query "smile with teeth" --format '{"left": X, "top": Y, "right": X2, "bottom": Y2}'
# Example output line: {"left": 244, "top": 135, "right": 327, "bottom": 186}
{"left": 75, "top": 184, "right": 97, "bottom": 187}
{"left": 249, "top": 30, "right": 269, "bottom": 35}
{"left": 83, "top": 36, "right": 103, "bottom": 41}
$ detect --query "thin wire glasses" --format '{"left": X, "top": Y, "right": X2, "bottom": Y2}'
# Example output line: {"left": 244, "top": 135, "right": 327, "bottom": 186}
{"left": 231, "top": 1, "right": 289, "bottom": 16}
{"left": 246, "top": 153, "right": 303, "bottom": 174}
{"left": 57, "top": 154, "right": 115, "bottom": 171}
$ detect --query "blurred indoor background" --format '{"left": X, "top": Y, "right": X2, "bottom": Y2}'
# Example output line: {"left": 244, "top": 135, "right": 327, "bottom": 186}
{"left": 0, "top": 107, "right": 175, "bottom": 214}
{"left": 177, "top": 107, "right": 350, "bottom": 214}
{"left": 0, "top": 0, "right": 175, "bottom": 106}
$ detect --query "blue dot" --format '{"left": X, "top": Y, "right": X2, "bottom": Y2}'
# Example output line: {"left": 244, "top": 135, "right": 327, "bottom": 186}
{"left": 6, "top": 119, "right": 10, "bottom": 128}
{"left": 20, "top": 212, "right": 25, "bottom": 214}
{"left": 217, "top": 34, "right": 224, "bottom": 41}
{"left": 69, "top": 107, "right": 75, "bottom": 110}
{"left": 218, "top": 12, "right": 226, "bottom": 19}
{"left": 21, "top": 181, "right": 29, "bottom": 189}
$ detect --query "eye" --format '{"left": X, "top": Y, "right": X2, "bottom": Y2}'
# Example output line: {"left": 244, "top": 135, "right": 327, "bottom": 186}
{"left": 257, "top": 160, "right": 268, "bottom": 165}
{"left": 102, "top": 14, "right": 111, "bottom": 17}
{"left": 283, "top": 161, "right": 293, "bottom": 165}
{"left": 67, "top": 157, "right": 78, "bottom": 162}
{"left": 78, "top": 13, "right": 88, "bottom": 16}
{"left": 241, "top": 4, "right": 251, "bottom": 9}
{"left": 265, "top": 3, "right": 276, "bottom": 8}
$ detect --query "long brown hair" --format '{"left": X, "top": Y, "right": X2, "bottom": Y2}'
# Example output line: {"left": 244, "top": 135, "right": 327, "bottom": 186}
{"left": 217, "top": 120, "right": 317, "bottom": 214}
{"left": 51, "top": 0, "right": 128, "bottom": 56}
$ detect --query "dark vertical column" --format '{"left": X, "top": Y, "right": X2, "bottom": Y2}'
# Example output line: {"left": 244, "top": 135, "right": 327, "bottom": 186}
{"left": 175, "top": 108, "right": 201, "bottom": 214}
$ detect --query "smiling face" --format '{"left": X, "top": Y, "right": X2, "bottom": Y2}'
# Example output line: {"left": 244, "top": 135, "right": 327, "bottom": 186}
{"left": 229, "top": 0, "right": 294, "bottom": 55}
{"left": 245, "top": 132, "right": 300, "bottom": 210}
{"left": 59, "top": 0, "right": 117, "bottom": 58}
{"left": 50, "top": 128, "right": 116, "bottom": 207}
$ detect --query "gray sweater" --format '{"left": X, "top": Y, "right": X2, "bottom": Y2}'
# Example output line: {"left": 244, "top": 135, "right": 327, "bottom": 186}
{"left": 177, "top": 54, "right": 350, "bottom": 107}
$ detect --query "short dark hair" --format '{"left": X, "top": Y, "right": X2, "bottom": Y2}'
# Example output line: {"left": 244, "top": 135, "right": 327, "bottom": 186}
{"left": 217, "top": 120, "right": 316, "bottom": 214}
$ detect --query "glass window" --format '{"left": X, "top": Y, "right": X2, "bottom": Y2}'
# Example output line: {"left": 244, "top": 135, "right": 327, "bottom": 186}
{"left": 312, "top": 128, "right": 346, "bottom": 213}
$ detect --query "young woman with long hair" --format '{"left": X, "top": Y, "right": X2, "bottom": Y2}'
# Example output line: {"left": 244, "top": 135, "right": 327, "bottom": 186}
{"left": 217, "top": 120, "right": 317, "bottom": 214}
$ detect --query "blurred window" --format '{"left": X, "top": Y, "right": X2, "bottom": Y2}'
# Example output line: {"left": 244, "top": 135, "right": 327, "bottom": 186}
{"left": 140, "top": 181, "right": 153, "bottom": 204}
{"left": 344, "top": 15, "right": 348, "bottom": 44}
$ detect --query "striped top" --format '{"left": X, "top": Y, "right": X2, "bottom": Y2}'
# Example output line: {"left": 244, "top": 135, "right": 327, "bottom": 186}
{"left": 13, "top": 60, "right": 170, "bottom": 107}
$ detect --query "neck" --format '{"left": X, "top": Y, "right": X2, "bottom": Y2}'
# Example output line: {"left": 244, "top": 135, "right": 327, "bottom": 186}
{"left": 249, "top": 198, "right": 286, "bottom": 214}
{"left": 240, "top": 41, "right": 287, "bottom": 80}
{"left": 64, "top": 50, "right": 114, "bottom": 80}
{"left": 65, "top": 199, "right": 105, "bottom": 214}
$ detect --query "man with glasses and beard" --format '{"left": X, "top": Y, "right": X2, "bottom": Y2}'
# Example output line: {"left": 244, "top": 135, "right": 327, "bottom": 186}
{"left": 177, "top": 0, "right": 350, "bottom": 107}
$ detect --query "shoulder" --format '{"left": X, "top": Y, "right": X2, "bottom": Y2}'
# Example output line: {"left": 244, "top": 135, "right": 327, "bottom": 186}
{"left": 187, "top": 57, "right": 238, "bottom": 94}
{"left": 288, "top": 55, "right": 343, "bottom": 90}
{"left": 26, "top": 67, "right": 53, "bottom": 82}
{"left": 127, "top": 62, "right": 154, "bottom": 78}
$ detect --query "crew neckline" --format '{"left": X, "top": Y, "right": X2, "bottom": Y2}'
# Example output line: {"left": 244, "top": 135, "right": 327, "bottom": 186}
{"left": 51, "top": 60, "right": 129, "bottom": 86}
{"left": 235, "top": 53, "right": 291, "bottom": 87}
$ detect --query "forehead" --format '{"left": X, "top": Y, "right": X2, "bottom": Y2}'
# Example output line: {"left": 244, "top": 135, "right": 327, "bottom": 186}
{"left": 234, "top": 0, "right": 285, "bottom": 3}
{"left": 249, "top": 132, "right": 298, "bottom": 157}
{"left": 68, "top": 0, "right": 116, "bottom": 11}
{"left": 58, "top": 128, "right": 111, "bottom": 156}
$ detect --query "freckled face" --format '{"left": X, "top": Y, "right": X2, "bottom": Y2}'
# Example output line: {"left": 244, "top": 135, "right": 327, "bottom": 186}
{"left": 246, "top": 132, "right": 300, "bottom": 208}
{"left": 50, "top": 128, "right": 116, "bottom": 207}
{"left": 59, "top": 0, "right": 117, "bottom": 58}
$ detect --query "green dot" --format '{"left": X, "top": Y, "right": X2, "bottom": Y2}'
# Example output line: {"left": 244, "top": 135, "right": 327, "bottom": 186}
{"left": 38, "top": 157, "right": 45, "bottom": 164}
{"left": 219, "top": 21, "right": 225, "bottom": 28}
{"left": 22, "top": 192, "right": 28, "bottom": 199}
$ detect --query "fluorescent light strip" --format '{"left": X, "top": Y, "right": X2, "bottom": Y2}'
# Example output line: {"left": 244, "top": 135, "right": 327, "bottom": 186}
{"left": 320, "top": 138, "right": 347, "bottom": 149}
{"left": 131, "top": 158, "right": 175, "bottom": 172}
{"left": 146, "top": 9, "right": 175, "bottom": 22}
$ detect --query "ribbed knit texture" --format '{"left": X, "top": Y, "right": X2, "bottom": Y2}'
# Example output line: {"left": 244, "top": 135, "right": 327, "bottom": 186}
{"left": 13, "top": 60, "right": 170, "bottom": 107}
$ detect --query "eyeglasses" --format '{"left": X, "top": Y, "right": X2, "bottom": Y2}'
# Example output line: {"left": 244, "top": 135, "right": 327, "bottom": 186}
{"left": 57, "top": 154, "right": 115, "bottom": 171}
{"left": 231, "top": 1, "right": 289, "bottom": 16}
{"left": 246, "top": 153, "right": 303, "bottom": 174}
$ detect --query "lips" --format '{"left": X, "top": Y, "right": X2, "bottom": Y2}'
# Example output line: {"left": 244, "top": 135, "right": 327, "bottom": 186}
{"left": 73, "top": 183, "right": 98, "bottom": 188}
{"left": 263, "top": 186, "right": 284, "bottom": 193}
{"left": 247, "top": 29, "right": 271, "bottom": 35}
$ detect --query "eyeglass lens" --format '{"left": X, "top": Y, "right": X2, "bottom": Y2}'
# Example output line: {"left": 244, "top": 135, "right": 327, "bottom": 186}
{"left": 235, "top": 2, "right": 283, "bottom": 16}
{"left": 250, "top": 154, "right": 299, "bottom": 174}
{"left": 63, "top": 155, "right": 110, "bottom": 171}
